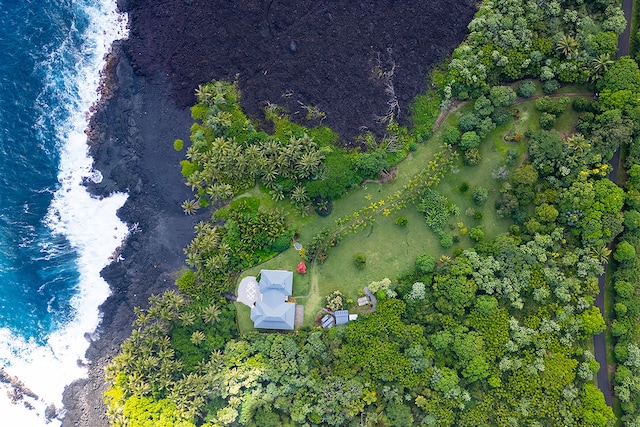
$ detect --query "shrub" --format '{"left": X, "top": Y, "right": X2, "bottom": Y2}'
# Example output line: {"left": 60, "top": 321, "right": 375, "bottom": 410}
{"left": 491, "top": 107, "right": 512, "bottom": 125}
{"left": 406, "top": 282, "right": 426, "bottom": 301}
{"left": 173, "top": 139, "right": 184, "bottom": 151}
{"left": 542, "top": 79, "right": 560, "bottom": 94}
{"left": 176, "top": 269, "right": 198, "bottom": 295}
{"left": 489, "top": 85, "right": 517, "bottom": 108}
{"left": 326, "top": 290, "right": 345, "bottom": 311}
{"left": 459, "top": 182, "right": 469, "bottom": 193}
{"left": 476, "top": 117, "right": 497, "bottom": 139}
{"left": 614, "top": 241, "right": 636, "bottom": 262}
{"left": 572, "top": 97, "right": 595, "bottom": 112}
{"left": 615, "top": 280, "right": 634, "bottom": 300}
{"left": 440, "top": 234, "right": 454, "bottom": 248}
{"left": 474, "top": 95, "right": 494, "bottom": 117}
{"left": 624, "top": 210, "right": 640, "bottom": 231}
{"left": 395, "top": 217, "right": 408, "bottom": 227}
{"left": 539, "top": 112, "right": 557, "bottom": 130}
{"left": 367, "top": 277, "right": 396, "bottom": 298}
{"left": 353, "top": 253, "right": 367, "bottom": 270}
{"left": 506, "top": 148, "right": 519, "bottom": 166}
{"left": 464, "top": 148, "right": 482, "bottom": 165}
{"left": 443, "top": 126, "right": 461, "bottom": 145}
{"left": 534, "top": 96, "right": 554, "bottom": 112}
{"left": 306, "top": 152, "right": 359, "bottom": 200}
{"left": 534, "top": 96, "right": 569, "bottom": 115}
{"left": 475, "top": 295, "right": 498, "bottom": 315}
{"left": 469, "top": 226, "right": 485, "bottom": 241}
{"left": 576, "top": 112, "right": 594, "bottom": 135}
{"left": 271, "top": 235, "right": 291, "bottom": 253}
{"left": 473, "top": 187, "right": 489, "bottom": 206}
{"left": 517, "top": 80, "right": 536, "bottom": 98}
{"left": 353, "top": 151, "right": 389, "bottom": 179}
{"left": 415, "top": 253, "right": 436, "bottom": 274}
{"left": 312, "top": 197, "right": 333, "bottom": 217}
{"left": 458, "top": 113, "right": 479, "bottom": 132}
{"left": 492, "top": 165, "right": 508, "bottom": 180}
{"left": 474, "top": 210, "right": 484, "bottom": 220}
{"left": 460, "top": 131, "right": 481, "bottom": 150}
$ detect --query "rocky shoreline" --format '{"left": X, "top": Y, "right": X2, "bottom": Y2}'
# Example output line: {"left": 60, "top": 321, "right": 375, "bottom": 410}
{"left": 60, "top": 37, "right": 208, "bottom": 427}
{"left": 60, "top": 1, "right": 475, "bottom": 424}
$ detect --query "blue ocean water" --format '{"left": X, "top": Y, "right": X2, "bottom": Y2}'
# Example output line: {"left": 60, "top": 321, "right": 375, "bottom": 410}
{"left": 0, "top": 0, "right": 128, "bottom": 424}
{"left": 0, "top": 0, "right": 88, "bottom": 344}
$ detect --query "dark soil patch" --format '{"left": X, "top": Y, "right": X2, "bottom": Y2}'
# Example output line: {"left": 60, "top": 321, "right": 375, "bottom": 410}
{"left": 124, "top": 0, "right": 476, "bottom": 141}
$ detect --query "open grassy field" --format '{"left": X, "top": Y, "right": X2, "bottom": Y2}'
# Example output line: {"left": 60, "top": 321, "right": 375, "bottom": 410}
{"left": 235, "top": 90, "right": 590, "bottom": 332}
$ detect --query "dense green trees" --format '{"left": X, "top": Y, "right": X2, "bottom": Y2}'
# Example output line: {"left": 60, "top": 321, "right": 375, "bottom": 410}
{"left": 444, "top": 0, "right": 623, "bottom": 99}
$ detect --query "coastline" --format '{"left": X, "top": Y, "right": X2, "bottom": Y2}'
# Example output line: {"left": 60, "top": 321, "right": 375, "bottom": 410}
{"left": 61, "top": 39, "right": 207, "bottom": 427}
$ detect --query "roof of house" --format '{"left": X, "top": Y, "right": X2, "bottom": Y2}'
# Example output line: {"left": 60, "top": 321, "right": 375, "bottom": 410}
{"left": 250, "top": 269, "right": 295, "bottom": 330}
{"left": 321, "top": 314, "right": 335, "bottom": 328}
{"left": 335, "top": 309, "right": 349, "bottom": 325}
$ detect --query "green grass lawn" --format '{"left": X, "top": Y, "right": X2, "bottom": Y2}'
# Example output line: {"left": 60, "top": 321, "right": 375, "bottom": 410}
{"left": 235, "top": 90, "right": 589, "bottom": 332}
{"left": 235, "top": 302, "right": 255, "bottom": 334}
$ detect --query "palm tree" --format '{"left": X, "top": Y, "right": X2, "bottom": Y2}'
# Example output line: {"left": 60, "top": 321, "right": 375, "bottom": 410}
{"left": 185, "top": 170, "right": 203, "bottom": 191}
{"left": 296, "top": 151, "right": 324, "bottom": 178}
{"left": 590, "top": 245, "right": 612, "bottom": 265}
{"left": 269, "top": 186, "right": 285, "bottom": 201}
{"left": 182, "top": 199, "right": 199, "bottom": 215}
{"left": 201, "top": 303, "right": 221, "bottom": 324}
{"left": 195, "top": 84, "right": 215, "bottom": 106}
{"left": 290, "top": 185, "right": 309, "bottom": 205}
{"left": 179, "top": 311, "right": 196, "bottom": 326}
{"left": 205, "top": 182, "right": 234, "bottom": 202}
{"left": 261, "top": 164, "right": 278, "bottom": 184}
{"left": 590, "top": 54, "right": 613, "bottom": 82}
{"left": 190, "top": 330, "right": 206, "bottom": 345}
{"left": 212, "top": 136, "right": 231, "bottom": 156}
{"left": 556, "top": 35, "right": 579, "bottom": 56}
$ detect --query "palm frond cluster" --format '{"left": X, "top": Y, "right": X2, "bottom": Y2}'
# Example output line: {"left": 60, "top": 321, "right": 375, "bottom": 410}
{"left": 182, "top": 81, "right": 325, "bottom": 212}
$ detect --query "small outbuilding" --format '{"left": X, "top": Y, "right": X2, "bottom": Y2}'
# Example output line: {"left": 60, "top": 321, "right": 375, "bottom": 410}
{"left": 321, "top": 314, "right": 335, "bottom": 328}
{"left": 334, "top": 309, "right": 349, "bottom": 325}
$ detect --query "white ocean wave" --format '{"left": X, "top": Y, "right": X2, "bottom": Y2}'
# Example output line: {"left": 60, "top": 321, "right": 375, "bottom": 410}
{"left": 0, "top": 0, "right": 129, "bottom": 425}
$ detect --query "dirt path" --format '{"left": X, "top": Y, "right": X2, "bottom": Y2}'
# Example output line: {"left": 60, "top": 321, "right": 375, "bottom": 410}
{"left": 303, "top": 263, "right": 321, "bottom": 325}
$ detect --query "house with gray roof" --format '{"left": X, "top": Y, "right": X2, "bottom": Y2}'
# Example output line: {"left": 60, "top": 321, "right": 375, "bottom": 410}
{"left": 250, "top": 269, "right": 295, "bottom": 330}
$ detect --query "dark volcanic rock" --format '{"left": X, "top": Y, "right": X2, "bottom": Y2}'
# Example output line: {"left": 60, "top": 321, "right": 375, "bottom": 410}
{"left": 62, "top": 42, "right": 208, "bottom": 427}
{"left": 125, "top": 0, "right": 476, "bottom": 141}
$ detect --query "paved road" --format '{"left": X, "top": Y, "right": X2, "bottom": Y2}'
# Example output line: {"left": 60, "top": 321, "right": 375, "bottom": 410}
{"left": 594, "top": 0, "right": 633, "bottom": 408}
{"left": 617, "top": 0, "right": 634, "bottom": 60}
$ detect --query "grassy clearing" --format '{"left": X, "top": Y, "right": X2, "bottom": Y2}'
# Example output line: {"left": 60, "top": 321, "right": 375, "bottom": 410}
{"left": 235, "top": 91, "right": 588, "bottom": 330}
{"left": 236, "top": 136, "right": 446, "bottom": 327}
{"left": 235, "top": 302, "right": 255, "bottom": 334}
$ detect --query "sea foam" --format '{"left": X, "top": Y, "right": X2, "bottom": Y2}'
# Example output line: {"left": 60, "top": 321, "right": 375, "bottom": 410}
{"left": 0, "top": 1, "right": 129, "bottom": 425}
